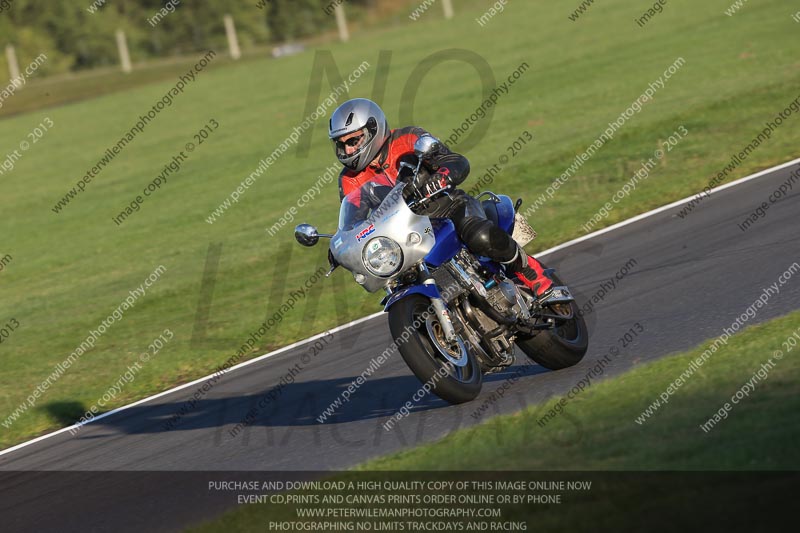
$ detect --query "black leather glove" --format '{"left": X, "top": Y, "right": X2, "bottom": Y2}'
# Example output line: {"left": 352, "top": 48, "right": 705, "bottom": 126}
{"left": 422, "top": 167, "right": 453, "bottom": 198}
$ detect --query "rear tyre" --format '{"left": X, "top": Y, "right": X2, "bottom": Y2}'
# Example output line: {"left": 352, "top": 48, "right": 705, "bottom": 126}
{"left": 516, "top": 271, "right": 588, "bottom": 370}
{"left": 388, "top": 295, "right": 482, "bottom": 404}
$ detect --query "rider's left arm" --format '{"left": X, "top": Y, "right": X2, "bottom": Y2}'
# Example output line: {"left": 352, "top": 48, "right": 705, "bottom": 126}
{"left": 425, "top": 145, "right": 470, "bottom": 188}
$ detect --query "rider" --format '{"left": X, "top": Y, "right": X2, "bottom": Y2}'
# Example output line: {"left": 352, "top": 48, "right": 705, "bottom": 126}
{"left": 329, "top": 98, "right": 553, "bottom": 300}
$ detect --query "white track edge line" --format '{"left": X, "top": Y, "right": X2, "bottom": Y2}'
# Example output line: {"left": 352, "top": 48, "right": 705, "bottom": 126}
{"left": 2, "top": 156, "right": 797, "bottom": 458}
{"left": 533, "top": 156, "right": 800, "bottom": 257}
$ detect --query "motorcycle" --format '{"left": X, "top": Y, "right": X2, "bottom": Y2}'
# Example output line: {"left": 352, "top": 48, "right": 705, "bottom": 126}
{"left": 295, "top": 135, "right": 587, "bottom": 404}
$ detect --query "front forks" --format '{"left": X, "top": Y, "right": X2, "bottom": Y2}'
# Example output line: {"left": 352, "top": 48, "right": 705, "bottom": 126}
{"left": 419, "top": 263, "right": 459, "bottom": 345}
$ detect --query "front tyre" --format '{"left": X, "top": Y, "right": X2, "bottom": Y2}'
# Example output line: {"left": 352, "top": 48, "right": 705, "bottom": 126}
{"left": 516, "top": 271, "right": 588, "bottom": 370}
{"left": 388, "top": 295, "right": 482, "bottom": 404}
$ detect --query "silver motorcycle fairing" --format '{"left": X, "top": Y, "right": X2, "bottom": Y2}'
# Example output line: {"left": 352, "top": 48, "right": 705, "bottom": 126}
{"left": 330, "top": 184, "right": 436, "bottom": 293}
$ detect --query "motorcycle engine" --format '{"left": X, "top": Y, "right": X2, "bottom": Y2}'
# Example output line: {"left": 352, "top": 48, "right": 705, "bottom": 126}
{"left": 439, "top": 252, "right": 532, "bottom": 369}
{"left": 445, "top": 251, "right": 526, "bottom": 320}
{"left": 486, "top": 280, "right": 521, "bottom": 316}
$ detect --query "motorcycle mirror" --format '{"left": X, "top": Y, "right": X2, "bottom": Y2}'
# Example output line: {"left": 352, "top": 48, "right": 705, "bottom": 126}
{"left": 414, "top": 134, "right": 440, "bottom": 159}
{"left": 295, "top": 224, "right": 320, "bottom": 247}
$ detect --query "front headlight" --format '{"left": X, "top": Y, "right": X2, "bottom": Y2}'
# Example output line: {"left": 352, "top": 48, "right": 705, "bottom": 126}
{"left": 362, "top": 237, "right": 403, "bottom": 277}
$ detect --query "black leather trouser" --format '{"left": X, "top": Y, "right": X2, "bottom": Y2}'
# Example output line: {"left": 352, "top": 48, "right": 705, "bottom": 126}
{"left": 424, "top": 190, "right": 519, "bottom": 264}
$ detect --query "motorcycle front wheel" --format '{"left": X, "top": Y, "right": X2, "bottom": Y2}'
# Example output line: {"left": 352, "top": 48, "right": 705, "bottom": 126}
{"left": 388, "top": 295, "right": 482, "bottom": 404}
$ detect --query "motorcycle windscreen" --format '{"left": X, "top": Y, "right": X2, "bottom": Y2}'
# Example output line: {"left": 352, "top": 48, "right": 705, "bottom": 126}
{"left": 338, "top": 175, "right": 395, "bottom": 231}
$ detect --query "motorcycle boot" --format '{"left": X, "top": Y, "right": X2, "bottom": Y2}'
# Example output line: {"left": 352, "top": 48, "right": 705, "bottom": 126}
{"left": 502, "top": 245, "right": 554, "bottom": 302}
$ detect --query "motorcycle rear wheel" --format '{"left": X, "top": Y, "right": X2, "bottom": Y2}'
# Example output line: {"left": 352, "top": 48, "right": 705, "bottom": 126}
{"left": 388, "top": 295, "right": 482, "bottom": 404}
{"left": 515, "top": 271, "right": 588, "bottom": 370}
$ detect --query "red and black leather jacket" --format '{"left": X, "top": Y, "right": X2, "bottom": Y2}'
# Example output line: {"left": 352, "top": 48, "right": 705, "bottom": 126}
{"left": 338, "top": 126, "right": 470, "bottom": 204}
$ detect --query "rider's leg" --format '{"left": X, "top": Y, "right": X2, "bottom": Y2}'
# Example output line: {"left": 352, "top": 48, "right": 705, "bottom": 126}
{"left": 450, "top": 196, "right": 553, "bottom": 298}
{"left": 500, "top": 244, "right": 554, "bottom": 297}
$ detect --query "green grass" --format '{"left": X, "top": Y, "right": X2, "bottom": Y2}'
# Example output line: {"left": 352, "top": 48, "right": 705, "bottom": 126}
{"left": 364, "top": 311, "right": 800, "bottom": 471}
{"left": 1, "top": 0, "right": 799, "bottom": 448}
{"left": 188, "top": 311, "right": 800, "bottom": 532}
{"left": 0, "top": 55, "right": 222, "bottom": 120}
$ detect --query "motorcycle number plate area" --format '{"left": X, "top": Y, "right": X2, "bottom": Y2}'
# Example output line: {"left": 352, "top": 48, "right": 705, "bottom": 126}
{"left": 512, "top": 213, "right": 537, "bottom": 247}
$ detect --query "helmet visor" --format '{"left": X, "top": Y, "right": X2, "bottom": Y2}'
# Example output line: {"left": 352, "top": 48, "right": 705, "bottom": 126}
{"left": 334, "top": 127, "right": 370, "bottom": 158}
{"left": 333, "top": 128, "right": 368, "bottom": 156}
{"left": 332, "top": 117, "right": 379, "bottom": 165}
